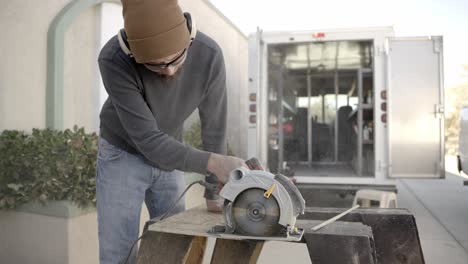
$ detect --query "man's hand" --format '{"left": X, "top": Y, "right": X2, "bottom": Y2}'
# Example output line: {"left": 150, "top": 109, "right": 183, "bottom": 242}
{"left": 207, "top": 153, "right": 247, "bottom": 183}
{"left": 205, "top": 154, "right": 246, "bottom": 213}
{"left": 206, "top": 197, "right": 224, "bottom": 213}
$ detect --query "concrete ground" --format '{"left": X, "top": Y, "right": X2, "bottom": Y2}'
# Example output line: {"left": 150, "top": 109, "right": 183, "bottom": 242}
{"left": 398, "top": 174, "right": 468, "bottom": 263}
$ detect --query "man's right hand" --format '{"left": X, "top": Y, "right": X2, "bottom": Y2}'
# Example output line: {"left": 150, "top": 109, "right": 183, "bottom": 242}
{"left": 207, "top": 153, "right": 247, "bottom": 183}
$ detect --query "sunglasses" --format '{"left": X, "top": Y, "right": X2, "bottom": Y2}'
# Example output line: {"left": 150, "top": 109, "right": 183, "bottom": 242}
{"left": 144, "top": 48, "right": 187, "bottom": 72}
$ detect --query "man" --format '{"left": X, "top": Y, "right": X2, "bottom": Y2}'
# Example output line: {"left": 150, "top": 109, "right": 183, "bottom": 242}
{"left": 96, "top": 0, "right": 245, "bottom": 263}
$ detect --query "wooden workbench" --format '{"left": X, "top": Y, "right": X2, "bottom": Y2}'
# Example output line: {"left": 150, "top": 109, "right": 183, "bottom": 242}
{"left": 136, "top": 206, "right": 377, "bottom": 264}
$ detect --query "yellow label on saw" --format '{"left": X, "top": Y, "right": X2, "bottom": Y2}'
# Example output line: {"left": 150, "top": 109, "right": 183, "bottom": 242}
{"left": 264, "top": 183, "right": 276, "bottom": 199}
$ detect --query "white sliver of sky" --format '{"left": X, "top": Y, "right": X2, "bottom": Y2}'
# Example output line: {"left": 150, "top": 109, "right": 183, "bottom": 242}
{"left": 210, "top": 0, "right": 468, "bottom": 89}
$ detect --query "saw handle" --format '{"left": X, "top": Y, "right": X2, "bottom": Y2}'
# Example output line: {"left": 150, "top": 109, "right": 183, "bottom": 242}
{"left": 245, "top": 157, "right": 265, "bottom": 171}
{"left": 205, "top": 157, "right": 262, "bottom": 200}
{"left": 246, "top": 157, "right": 297, "bottom": 184}
{"left": 204, "top": 173, "right": 221, "bottom": 200}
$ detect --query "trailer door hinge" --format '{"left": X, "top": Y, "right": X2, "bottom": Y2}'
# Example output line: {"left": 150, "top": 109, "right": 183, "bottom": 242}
{"left": 434, "top": 104, "right": 445, "bottom": 117}
{"left": 376, "top": 45, "right": 385, "bottom": 56}
{"left": 378, "top": 161, "right": 390, "bottom": 170}
{"left": 433, "top": 37, "right": 443, "bottom": 53}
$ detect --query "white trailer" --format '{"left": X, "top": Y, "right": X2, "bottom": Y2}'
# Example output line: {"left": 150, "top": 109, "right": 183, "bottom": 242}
{"left": 247, "top": 27, "right": 445, "bottom": 187}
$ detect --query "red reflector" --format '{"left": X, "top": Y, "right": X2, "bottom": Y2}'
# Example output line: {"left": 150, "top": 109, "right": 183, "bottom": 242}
{"left": 250, "top": 104, "right": 256, "bottom": 113}
{"left": 381, "top": 114, "right": 387, "bottom": 123}
{"left": 313, "top": 32, "right": 325, "bottom": 38}
{"left": 249, "top": 115, "right": 256, "bottom": 124}
{"left": 283, "top": 123, "right": 294, "bottom": 134}
{"left": 249, "top": 93, "right": 256, "bottom": 102}
{"left": 381, "top": 102, "right": 387, "bottom": 111}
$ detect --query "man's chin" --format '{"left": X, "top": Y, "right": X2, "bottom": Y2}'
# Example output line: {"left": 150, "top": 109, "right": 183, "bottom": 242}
{"left": 157, "top": 68, "right": 183, "bottom": 80}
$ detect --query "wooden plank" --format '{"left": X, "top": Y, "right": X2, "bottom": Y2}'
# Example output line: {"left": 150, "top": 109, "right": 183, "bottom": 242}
{"left": 148, "top": 207, "right": 224, "bottom": 238}
{"left": 300, "top": 220, "right": 377, "bottom": 264}
{"left": 139, "top": 206, "right": 391, "bottom": 264}
{"left": 211, "top": 239, "right": 264, "bottom": 264}
{"left": 136, "top": 232, "right": 194, "bottom": 264}
{"left": 185, "top": 236, "right": 207, "bottom": 264}
{"left": 304, "top": 231, "right": 376, "bottom": 264}
{"left": 148, "top": 206, "right": 297, "bottom": 241}
{"left": 249, "top": 242, "right": 265, "bottom": 264}
{"left": 301, "top": 207, "right": 425, "bottom": 264}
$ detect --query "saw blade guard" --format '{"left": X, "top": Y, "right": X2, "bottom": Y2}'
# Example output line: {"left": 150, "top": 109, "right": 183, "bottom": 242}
{"left": 220, "top": 167, "right": 305, "bottom": 228}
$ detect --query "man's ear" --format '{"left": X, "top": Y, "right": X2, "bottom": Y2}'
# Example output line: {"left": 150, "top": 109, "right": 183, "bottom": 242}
{"left": 184, "top": 12, "right": 197, "bottom": 41}
{"left": 118, "top": 29, "right": 133, "bottom": 57}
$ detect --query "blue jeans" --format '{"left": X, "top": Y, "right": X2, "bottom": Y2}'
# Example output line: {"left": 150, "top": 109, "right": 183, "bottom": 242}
{"left": 96, "top": 137, "right": 185, "bottom": 264}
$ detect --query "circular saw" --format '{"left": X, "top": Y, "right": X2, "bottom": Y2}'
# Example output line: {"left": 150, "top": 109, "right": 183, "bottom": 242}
{"left": 211, "top": 161, "right": 306, "bottom": 241}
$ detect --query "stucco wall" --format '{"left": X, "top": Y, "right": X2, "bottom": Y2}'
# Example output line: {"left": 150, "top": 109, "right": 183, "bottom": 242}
{"left": 63, "top": 5, "right": 101, "bottom": 131}
{"left": 0, "top": 210, "right": 69, "bottom": 264}
{"left": 0, "top": 0, "right": 100, "bottom": 132}
{"left": 180, "top": 0, "right": 249, "bottom": 158}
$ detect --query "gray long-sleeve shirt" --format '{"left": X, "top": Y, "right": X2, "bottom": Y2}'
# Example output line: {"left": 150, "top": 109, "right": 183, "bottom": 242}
{"left": 98, "top": 31, "right": 227, "bottom": 174}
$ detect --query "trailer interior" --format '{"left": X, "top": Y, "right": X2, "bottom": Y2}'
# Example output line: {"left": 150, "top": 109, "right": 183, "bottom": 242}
{"left": 267, "top": 40, "right": 375, "bottom": 177}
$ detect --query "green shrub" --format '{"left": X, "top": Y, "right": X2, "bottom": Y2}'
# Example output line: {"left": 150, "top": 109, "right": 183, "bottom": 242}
{"left": 184, "top": 120, "right": 234, "bottom": 155}
{"left": 184, "top": 120, "right": 203, "bottom": 149}
{"left": 0, "top": 126, "right": 98, "bottom": 209}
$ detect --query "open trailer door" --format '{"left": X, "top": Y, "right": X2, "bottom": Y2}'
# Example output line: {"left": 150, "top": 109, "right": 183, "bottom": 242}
{"left": 387, "top": 36, "right": 445, "bottom": 178}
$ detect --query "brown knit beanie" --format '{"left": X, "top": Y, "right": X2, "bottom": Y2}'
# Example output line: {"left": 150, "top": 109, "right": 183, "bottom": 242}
{"left": 122, "top": 0, "right": 190, "bottom": 63}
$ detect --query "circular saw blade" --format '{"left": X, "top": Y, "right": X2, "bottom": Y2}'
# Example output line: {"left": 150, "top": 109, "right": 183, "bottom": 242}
{"left": 231, "top": 188, "right": 282, "bottom": 236}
